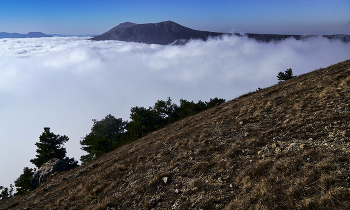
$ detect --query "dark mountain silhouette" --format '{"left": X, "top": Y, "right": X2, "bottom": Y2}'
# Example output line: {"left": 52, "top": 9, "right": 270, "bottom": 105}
{"left": 0, "top": 32, "right": 52, "bottom": 38}
{"left": 91, "top": 21, "right": 226, "bottom": 45}
{"left": 236, "top": 33, "right": 350, "bottom": 43}
{"left": 1, "top": 60, "right": 350, "bottom": 209}
{"left": 92, "top": 20, "right": 350, "bottom": 44}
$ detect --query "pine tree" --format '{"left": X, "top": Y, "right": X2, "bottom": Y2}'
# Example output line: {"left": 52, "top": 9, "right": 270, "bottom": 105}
{"left": 80, "top": 115, "right": 126, "bottom": 163}
{"left": 0, "top": 186, "right": 9, "bottom": 200}
{"left": 30, "top": 127, "right": 69, "bottom": 168}
{"left": 277, "top": 68, "right": 296, "bottom": 82}
{"left": 14, "top": 167, "right": 37, "bottom": 195}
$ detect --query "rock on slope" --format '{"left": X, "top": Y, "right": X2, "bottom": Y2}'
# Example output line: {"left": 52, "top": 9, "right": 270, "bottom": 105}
{"left": 1, "top": 60, "right": 350, "bottom": 209}
{"left": 30, "top": 158, "right": 67, "bottom": 187}
{"left": 91, "top": 21, "right": 225, "bottom": 45}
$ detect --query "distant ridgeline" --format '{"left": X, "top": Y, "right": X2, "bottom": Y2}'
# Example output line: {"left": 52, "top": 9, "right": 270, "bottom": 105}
{"left": 235, "top": 33, "right": 350, "bottom": 43}
{"left": 91, "top": 20, "right": 350, "bottom": 44}
{"left": 0, "top": 32, "right": 52, "bottom": 38}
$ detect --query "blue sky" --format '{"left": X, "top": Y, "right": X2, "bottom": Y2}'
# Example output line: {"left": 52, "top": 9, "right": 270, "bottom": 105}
{"left": 0, "top": 0, "right": 349, "bottom": 35}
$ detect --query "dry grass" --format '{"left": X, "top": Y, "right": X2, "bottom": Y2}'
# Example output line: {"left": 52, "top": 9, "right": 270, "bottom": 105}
{"left": 1, "top": 60, "right": 350, "bottom": 209}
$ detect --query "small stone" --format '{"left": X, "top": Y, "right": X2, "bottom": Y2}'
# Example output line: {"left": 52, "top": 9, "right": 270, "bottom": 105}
{"left": 172, "top": 199, "right": 181, "bottom": 209}
{"left": 162, "top": 177, "right": 169, "bottom": 184}
{"left": 175, "top": 189, "right": 182, "bottom": 194}
{"left": 288, "top": 143, "right": 297, "bottom": 150}
{"left": 341, "top": 131, "right": 347, "bottom": 136}
{"left": 274, "top": 147, "right": 281, "bottom": 153}
{"left": 149, "top": 196, "right": 161, "bottom": 207}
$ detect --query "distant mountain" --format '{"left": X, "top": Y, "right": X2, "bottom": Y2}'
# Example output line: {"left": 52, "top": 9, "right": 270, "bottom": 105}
{"left": 51, "top": 34, "right": 95, "bottom": 37}
{"left": 0, "top": 32, "right": 52, "bottom": 38}
{"left": 92, "top": 21, "right": 350, "bottom": 44}
{"left": 235, "top": 33, "right": 350, "bottom": 43}
{"left": 91, "top": 21, "right": 226, "bottom": 45}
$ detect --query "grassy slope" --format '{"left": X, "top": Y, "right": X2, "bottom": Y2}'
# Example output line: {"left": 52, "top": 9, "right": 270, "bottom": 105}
{"left": 1, "top": 60, "right": 350, "bottom": 209}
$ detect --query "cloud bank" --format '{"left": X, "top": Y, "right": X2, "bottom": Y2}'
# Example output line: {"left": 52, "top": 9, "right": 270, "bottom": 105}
{"left": 1, "top": 36, "right": 349, "bottom": 187}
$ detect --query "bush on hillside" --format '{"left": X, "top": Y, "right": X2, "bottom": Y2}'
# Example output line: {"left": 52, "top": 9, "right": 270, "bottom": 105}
{"left": 80, "top": 97, "right": 225, "bottom": 163}
{"left": 80, "top": 115, "right": 126, "bottom": 163}
{"left": 14, "top": 167, "right": 36, "bottom": 195}
{"left": 277, "top": 68, "right": 296, "bottom": 82}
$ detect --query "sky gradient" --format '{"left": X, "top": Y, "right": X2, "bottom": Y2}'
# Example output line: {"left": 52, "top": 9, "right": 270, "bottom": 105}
{"left": 0, "top": 0, "right": 349, "bottom": 35}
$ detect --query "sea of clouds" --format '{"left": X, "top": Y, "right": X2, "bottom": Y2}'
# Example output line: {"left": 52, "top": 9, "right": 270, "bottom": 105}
{"left": 1, "top": 35, "right": 349, "bottom": 188}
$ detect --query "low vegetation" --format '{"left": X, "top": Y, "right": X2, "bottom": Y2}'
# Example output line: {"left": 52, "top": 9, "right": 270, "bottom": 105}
{"left": 1, "top": 60, "right": 350, "bottom": 209}
{"left": 2, "top": 97, "right": 225, "bottom": 197}
{"left": 277, "top": 68, "right": 296, "bottom": 82}
{"left": 80, "top": 97, "right": 226, "bottom": 163}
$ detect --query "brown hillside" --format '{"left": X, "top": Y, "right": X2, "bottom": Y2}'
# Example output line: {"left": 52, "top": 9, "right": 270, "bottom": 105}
{"left": 1, "top": 60, "right": 350, "bottom": 209}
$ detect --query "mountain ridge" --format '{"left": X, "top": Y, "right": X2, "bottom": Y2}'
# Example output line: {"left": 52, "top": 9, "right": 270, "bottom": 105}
{"left": 0, "top": 32, "right": 52, "bottom": 38}
{"left": 91, "top": 21, "right": 350, "bottom": 44}
{"left": 237, "top": 33, "right": 350, "bottom": 43}
{"left": 1, "top": 59, "right": 350, "bottom": 209}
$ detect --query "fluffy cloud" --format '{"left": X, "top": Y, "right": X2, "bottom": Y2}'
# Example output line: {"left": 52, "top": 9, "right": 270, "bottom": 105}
{"left": 0, "top": 36, "right": 349, "bottom": 187}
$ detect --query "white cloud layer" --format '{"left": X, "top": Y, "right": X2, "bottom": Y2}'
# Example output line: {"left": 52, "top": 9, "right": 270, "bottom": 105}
{"left": 1, "top": 36, "right": 349, "bottom": 188}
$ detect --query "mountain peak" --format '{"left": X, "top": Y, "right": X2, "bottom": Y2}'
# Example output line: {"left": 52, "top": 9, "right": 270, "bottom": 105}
{"left": 115, "top": 22, "right": 137, "bottom": 29}
{"left": 91, "top": 21, "right": 225, "bottom": 45}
